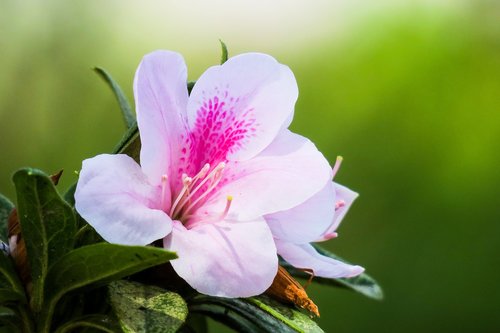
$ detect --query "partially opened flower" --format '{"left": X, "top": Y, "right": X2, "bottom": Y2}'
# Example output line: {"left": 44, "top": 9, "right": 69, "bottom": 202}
{"left": 75, "top": 50, "right": 363, "bottom": 298}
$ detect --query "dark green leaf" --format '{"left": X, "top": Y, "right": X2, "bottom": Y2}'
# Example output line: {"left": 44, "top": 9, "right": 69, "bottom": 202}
{"left": 0, "top": 289, "right": 24, "bottom": 304}
{"left": 0, "top": 306, "right": 16, "bottom": 317}
{"left": 0, "top": 261, "right": 25, "bottom": 302}
{"left": 0, "top": 307, "right": 20, "bottom": 333}
{"left": 40, "top": 244, "right": 176, "bottom": 333}
{"left": 179, "top": 313, "right": 207, "bottom": 333}
{"left": 63, "top": 183, "right": 77, "bottom": 207}
{"left": 54, "top": 314, "right": 122, "bottom": 333}
{"left": 282, "top": 244, "right": 383, "bottom": 300}
{"left": 12, "top": 168, "right": 76, "bottom": 311}
{"left": 112, "top": 123, "right": 140, "bottom": 162}
{"left": 219, "top": 39, "right": 228, "bottom": 64}
{"left": 94, "top": 67, "right": 135, "bottom": 129}
{"left": 74, "top": 223, "right": 104, "bottom": 248}
{"left": 189, "top": 294, "right": 323, "bottom": 333}
{"left": 109, "top": 280, "right": 187, "bottom": 333}
{"left": 45, "top": 244, "right": 177, "bottom": 301}
{"left": 0, "top": 194, "right": 13, "bottom": 243}
{"left": 0, "top": 306, "right": 30, "bottom": 333}
{"left": 187, "top": 81, "right": 196, "bottom": 95}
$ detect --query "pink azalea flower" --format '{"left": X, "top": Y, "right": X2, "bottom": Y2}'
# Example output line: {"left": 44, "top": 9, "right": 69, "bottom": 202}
{"left": 75, "top": 50, "right": 363, "bottom": 298}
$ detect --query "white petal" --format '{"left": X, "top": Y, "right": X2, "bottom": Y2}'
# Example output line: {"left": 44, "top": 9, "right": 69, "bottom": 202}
{"left": 164, "top": 219, "right": 278, "bottom": 297}
{"left": 276, "top": 240, "right": 364, "bottom": 278}
{"left": 134, "top": 50, "right": 189, "bottom": 185}
{"left": 266, "top": 181, "right": 336, "bottom": 244}
{"left": 201, "top": 130, "right": 331, "bottom": 221}
{"left": 75, "top": 154, "right": 172, "bottom": 245}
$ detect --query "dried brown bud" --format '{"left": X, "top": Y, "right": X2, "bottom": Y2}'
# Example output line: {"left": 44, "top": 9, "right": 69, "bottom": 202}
{"left": 8, "top": 208, "right": 31, "bottom": 289}
{"left": 265, "top": 265, "right": 319, "bottom": 317}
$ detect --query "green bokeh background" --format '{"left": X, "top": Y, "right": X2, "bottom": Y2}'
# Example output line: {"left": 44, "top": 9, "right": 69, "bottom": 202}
{"left": 1, "top": 1, "right": 499, "bottom": 332}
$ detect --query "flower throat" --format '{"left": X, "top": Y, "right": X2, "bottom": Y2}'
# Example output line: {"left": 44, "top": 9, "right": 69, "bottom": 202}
{"left": 160, "top": 162, "right": 232, "bottom": 224}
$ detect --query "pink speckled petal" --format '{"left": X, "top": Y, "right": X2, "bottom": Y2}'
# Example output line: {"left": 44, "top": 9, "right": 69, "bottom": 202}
{"left": 201, "top": 130, "right": 331, "bottom": 221}
{"left": 266, "top": 181, "right": 336, "bottom": 244}
{"left": 134, "top": 50, "right": 189, "bottom": 185}
{"left": 186, "top": 53, "right": 298, "bottom": 165}
{"left": 75, "top": 154, "right": 172, "bottom": 245}
{"left": 164, "top": 219, "right": 278, "bottom": 297}
{"left": 276, "top": 240, "right": 364, "bottom": 278}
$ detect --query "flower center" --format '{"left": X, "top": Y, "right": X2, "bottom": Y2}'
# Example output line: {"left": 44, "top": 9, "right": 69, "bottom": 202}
{"left": 161, "top": 162, "right": 232, "bottom": 224}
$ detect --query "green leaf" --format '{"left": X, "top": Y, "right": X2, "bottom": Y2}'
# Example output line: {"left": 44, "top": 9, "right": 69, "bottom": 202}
{"left": 0, "top": 194, "right": 13, "bottom": 243}
{"left": 0, "top": 305, "right": 32, "bottom": 333}
{"left": 109, "top": 280, "right": 187, "bottom": 333}
{"left": 45, "top": 244, "right": 177, "bottom": 302}
{"left": 38, "top": 244, "right": 177, "bottom": 333}
{"left": 0, "top": 306, "right": 20, "bottom": 333}
{"left": 0, "top": 252, "right": 26, "bottom": 303}
{"left": 63, "top": 183, "right": 76, "bottom": 207}
{"left": 12, "top": 168, "right": 77, "bottom": 312}
{"left": 112, "top": 123, "right": 140, "bottom": 162}
{"left": 94, "top": 67, "right": 135, "bottom": 129}
{"left": 189, "top": 294, "right": 323, "bottom": 333}
{"left": 0, "top": 290, "right": 24, "bottom": 304}
{"left": 54, "top": 314, "right": 122, "bottom": 333}
{"left": 180, "top": 313, "right": 207, "bottom": 333}
{"left": 282, "top": 244, "right": 383, "bottom": 300}
{"left": 187, "top": 81, "right": 196, "bottom": 95}
{"left": 219, "top": 39, "right": 228, "bottom": 64}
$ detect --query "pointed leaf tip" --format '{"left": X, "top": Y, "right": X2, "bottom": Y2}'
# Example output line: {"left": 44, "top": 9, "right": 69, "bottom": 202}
{"left": 94, "top": 67, "right": 135, "bottom": 129}
{"left": 219, "top": 39, "right": 229, "bottom": 64}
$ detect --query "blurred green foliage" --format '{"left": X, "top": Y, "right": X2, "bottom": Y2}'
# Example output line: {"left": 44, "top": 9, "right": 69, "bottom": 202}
{"left": 1, "top": 1, "right": 499, "bottom": 332}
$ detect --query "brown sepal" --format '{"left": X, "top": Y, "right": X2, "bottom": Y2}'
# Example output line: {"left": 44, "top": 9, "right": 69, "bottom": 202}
{"left": 50, "top": 169, "right": 64, "bottom": 185}
{"left": 265, "top": 265, "right": 320, "bottom": 317}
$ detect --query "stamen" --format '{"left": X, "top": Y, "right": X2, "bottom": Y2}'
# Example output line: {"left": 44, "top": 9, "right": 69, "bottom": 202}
{"left": 170, "top": 176, "right": 193, "bottom": 217}
{"left": 335, "top": 200, "right": 345, "bottom": 211}
{"left": 160, "top": 175, "right": 168, "bottom": 211}
{"left": 182, "top": 162, "right": 226, "bottom": 216}
{"left": 219, "top": 195, "right": 233, "bottom": 220}
{"left": 191, "top": 163, "right": 211, "bottom": 185}
{"left": 332, "top": 156, "right": 343, "bottom": 179}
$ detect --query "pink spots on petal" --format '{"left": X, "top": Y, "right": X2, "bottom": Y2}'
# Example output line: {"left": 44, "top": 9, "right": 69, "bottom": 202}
{"left": 188, "top": 91, "right": 259, "bottom": 169}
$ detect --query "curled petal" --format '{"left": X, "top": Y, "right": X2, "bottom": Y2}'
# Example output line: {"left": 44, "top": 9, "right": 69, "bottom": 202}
{"left": 134, "top": 50, "right": 189, "bottom": 185}
{"left": 276, "top": 240, "right": 364, "bottom": 278}
{"left": 266, "top": 181, "right": 336, "bottom": 244}
{"left": 75, "top": 154, "right": 172, "bottom": 245}
{"left": 203, "top": 130, "right": 331, "bottom": 221}
{"left": 317, "top": 183, "right": 358, "bottom": 241}
{"left": 164, "top": 219, "right": 278, "bottom": 297}
{"left": 186, "top": 53, "right": 298, "bottom": 163}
